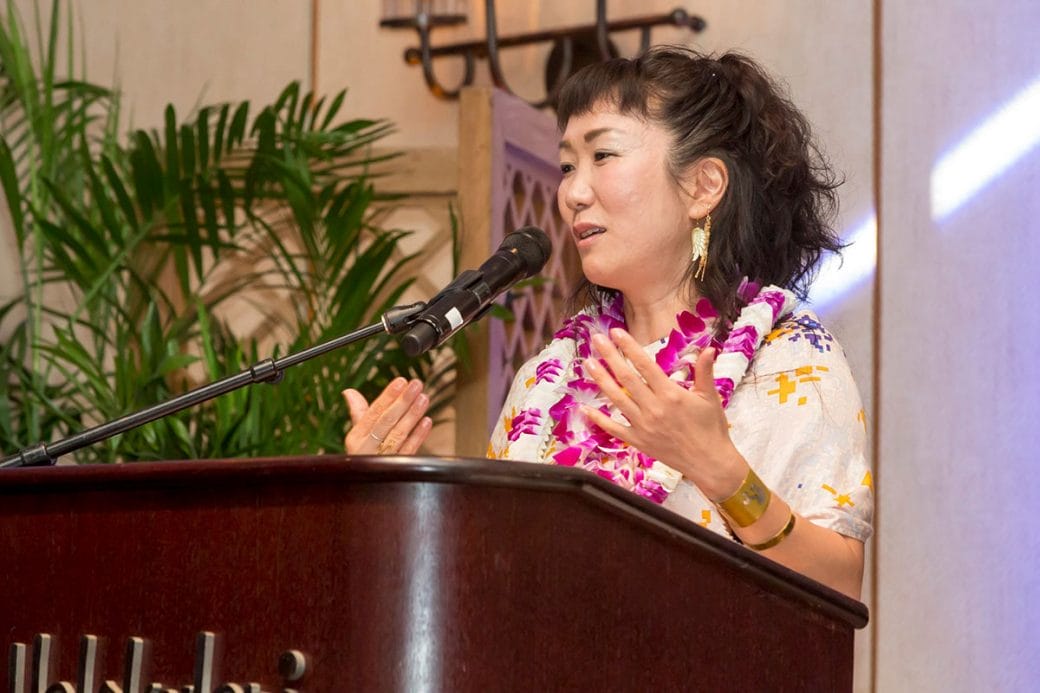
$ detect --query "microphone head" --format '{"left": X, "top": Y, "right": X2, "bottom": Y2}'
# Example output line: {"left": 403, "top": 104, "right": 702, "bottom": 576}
{"left": 502, "top": 226, "right": 552, "bottom": 276}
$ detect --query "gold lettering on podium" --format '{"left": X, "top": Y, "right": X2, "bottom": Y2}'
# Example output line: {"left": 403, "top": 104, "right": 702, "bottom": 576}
{"left": 8, "top": 642, "right": 26, "bottom": 693}
{"left": 6, "top": 633, "right": 308, "bottom": 692}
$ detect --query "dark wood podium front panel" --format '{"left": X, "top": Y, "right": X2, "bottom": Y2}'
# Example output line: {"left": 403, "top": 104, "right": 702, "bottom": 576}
{"left": 0, "top": 456, "right": 866, "bottom": 691}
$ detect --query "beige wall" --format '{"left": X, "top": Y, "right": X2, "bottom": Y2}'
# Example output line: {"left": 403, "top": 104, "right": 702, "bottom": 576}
{"left": 0, "top": 0, "right": 314, "bottom": 328}
{"left": 82, "top": 0, "right": 311, "bottom": 130}
{"left": 878, "top": 0, "right": 1040, "bottom": 690}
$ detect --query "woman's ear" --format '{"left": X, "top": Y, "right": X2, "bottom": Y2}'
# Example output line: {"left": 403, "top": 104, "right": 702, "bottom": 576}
{"left": 682, "top": 157, "right": 729, "bottom": 219}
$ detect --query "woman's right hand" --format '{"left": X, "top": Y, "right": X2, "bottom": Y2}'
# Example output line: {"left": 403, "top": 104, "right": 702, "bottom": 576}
{"left": 343, "top": 377, "right": 433, "bottom": 455}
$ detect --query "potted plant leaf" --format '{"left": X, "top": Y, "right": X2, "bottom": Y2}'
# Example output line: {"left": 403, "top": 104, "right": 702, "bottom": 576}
{"left": 0, "top": 0, "right": 456, "bottom": 463}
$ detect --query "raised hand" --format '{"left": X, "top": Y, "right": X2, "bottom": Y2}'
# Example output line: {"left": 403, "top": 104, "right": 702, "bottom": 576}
{"left": 580, "top": 328, "right": 746, "bottom": 500}
{"left": 343, "top": 377, "right": 433, "bottom": 455}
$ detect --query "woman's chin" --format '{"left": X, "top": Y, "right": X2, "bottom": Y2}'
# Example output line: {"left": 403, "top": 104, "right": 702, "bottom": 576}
{"left": 583, "top": 274, "right": 621, "bottom": 293}
{"left": 579, "top": 261, "right": 618, "bottom": 290}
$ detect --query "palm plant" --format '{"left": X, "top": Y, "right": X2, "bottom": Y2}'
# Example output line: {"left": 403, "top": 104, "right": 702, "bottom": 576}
{"left": 0, "top": 1, "right": 454, "bottom": 463}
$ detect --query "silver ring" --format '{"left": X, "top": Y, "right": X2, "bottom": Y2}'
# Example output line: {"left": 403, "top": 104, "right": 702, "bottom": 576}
{"left": 368, "top": 432, "right": 385, "bottom": 443}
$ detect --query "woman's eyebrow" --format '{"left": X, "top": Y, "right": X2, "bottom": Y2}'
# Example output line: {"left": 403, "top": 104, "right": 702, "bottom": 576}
{"left": 559, "top": 127, "right": 621, "bottom": 150}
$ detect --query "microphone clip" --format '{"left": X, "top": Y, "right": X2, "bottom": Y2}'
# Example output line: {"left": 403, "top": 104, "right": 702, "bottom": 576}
{"left": 380, "top": 302, "right": 428, "bottom": 334}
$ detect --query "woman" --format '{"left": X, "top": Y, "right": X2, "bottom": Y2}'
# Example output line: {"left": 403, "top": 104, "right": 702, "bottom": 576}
{"left": 344, "top": 47, "right": 872, "bottom": 600}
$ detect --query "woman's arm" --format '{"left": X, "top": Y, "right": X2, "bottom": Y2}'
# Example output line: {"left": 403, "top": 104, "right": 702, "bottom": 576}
{"left": 582, "top": 329, "right": 868, "bottom": 599}
{"left": 711, "top": 453, "right": 865, "bottom": 599}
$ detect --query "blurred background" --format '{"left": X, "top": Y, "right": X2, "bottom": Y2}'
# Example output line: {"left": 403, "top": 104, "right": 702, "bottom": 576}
{"left": 1, "top": 2, "right": 1037, "bottom": 690}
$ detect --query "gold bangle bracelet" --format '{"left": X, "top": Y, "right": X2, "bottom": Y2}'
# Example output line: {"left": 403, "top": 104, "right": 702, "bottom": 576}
{"left": 714, "top": 467, "right": 771, "bottom": 528}
{"left": 746, "top": 512, "right": 797, "bottom": 551}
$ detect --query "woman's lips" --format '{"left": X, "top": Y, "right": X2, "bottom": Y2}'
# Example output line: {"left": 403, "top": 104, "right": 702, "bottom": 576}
{"left": 573, "top": 223, "right": 606, "bottom": 244}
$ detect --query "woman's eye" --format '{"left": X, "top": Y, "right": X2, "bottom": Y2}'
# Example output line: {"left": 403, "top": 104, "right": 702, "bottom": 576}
{"left": 560, "top": 162, "right": 574, "bottom": 174}
{"left": 594, "top": 151, "right": 614, "bottom": 161}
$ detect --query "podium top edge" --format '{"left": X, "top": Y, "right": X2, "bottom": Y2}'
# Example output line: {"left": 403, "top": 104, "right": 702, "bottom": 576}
{"left": 0, "top": 454, "right": 869, "bottom": 627}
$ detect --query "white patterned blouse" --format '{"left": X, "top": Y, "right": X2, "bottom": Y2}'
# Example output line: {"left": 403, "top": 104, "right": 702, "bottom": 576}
{"left": 487, "top": 308, "right": 874, "bottom": 543}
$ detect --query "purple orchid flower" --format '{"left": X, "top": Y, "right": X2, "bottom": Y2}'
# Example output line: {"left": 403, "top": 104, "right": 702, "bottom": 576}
{"left": 723, "top": 325, "right": 759, "bottom": 361}
{"left": 535, "top": 358, "right": 564, "bottom": 384}
{"left": 507, "top": 408, "right": 544, "bottom": 442}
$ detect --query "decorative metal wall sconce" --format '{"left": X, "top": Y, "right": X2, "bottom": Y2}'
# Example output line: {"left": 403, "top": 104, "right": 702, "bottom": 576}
{"left": 380, "top": 1, "right": 707, "bottom": 108}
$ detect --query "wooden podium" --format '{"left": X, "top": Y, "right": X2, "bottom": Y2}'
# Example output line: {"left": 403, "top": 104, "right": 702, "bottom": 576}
{"left": 0, "top": 456, "right": 867, "bottom": 691}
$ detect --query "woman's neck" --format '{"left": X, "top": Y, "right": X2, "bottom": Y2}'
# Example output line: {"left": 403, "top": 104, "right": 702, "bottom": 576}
{"left": 621, "top": 288, "right": 694, "bottom": 345}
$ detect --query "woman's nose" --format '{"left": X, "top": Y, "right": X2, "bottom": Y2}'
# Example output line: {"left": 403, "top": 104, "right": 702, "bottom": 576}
{"left": 561, "top": 168, "right": 593, "bottom": 212}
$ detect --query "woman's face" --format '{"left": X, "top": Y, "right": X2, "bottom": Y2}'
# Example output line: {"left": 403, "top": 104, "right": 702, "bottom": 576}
{"left": 557, "top": 104, "right": 694, "bottom": 298}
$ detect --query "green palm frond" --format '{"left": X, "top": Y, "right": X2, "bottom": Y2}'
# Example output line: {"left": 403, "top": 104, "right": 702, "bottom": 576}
{"left": 1, "top": 3, "right": 459, "bottom": 463}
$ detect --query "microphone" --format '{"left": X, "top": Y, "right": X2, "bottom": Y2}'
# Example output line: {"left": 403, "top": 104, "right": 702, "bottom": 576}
{"left": 401, "top": 226, "right": 552, "bottom": 357}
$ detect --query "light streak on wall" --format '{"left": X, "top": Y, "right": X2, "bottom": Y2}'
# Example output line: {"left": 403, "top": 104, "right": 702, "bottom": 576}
{"left": 808, "top": 214, "right": 877, "bottom": 312}
{"left": 931, "top": 77, "right": 1040, "bottom": 222}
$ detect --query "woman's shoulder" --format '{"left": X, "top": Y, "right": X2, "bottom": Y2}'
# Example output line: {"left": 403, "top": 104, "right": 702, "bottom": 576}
{"left": 751, "top": 309, "right": 849, "bottom": 376}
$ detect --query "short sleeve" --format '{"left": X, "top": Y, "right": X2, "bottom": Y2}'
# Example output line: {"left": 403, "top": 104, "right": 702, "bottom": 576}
{"left": 726, "top": 312, "right": 874, "bottom": 542}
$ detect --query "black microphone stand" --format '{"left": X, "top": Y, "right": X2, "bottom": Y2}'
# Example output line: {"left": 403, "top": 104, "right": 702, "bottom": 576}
{"left": 0, "top": 303, "right": 427, "bottom": 469}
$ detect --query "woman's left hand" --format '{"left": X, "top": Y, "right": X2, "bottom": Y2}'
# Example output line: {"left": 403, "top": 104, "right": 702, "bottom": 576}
{"left": 581, "top": 327, "right": 747, "bottom": 500}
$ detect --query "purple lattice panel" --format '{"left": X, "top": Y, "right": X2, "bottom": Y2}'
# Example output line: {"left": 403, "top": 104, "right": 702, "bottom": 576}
{"left": 486, "top": 146, "right": 580, "bottom": 434}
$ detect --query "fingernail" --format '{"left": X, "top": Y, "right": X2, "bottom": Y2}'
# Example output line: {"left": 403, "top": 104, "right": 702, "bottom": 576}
{"left": 422, "top": 417, "right": 433, "bottom": 429}
{"left": 585, "top": 358, "right": 599, "bottom": 371}
{"left": 390, "top": 377, "right": 407, "bottom": 392}
{"left": 416, "top": 393, "right": 429, "bottom": 408}
{"left": 342, "top": 389, "right": 357, "bottom": 410}
{"left": 407, "top": 379, "right": 422, "bottom": 395}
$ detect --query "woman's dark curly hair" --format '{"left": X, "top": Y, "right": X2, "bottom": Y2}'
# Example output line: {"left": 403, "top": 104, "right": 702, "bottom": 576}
{"left": 556, "top": 46, "right": 843, "bottom": 326}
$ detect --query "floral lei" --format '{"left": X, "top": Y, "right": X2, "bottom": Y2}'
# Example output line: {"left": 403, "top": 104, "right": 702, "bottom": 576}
{"left": 512, "top": 280, "right": 796, "bottom": 504}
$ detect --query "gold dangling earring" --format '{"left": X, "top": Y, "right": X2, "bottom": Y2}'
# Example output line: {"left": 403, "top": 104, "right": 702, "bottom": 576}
{"left": 691, "top": 212, "right": 712, "bottom": 281}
